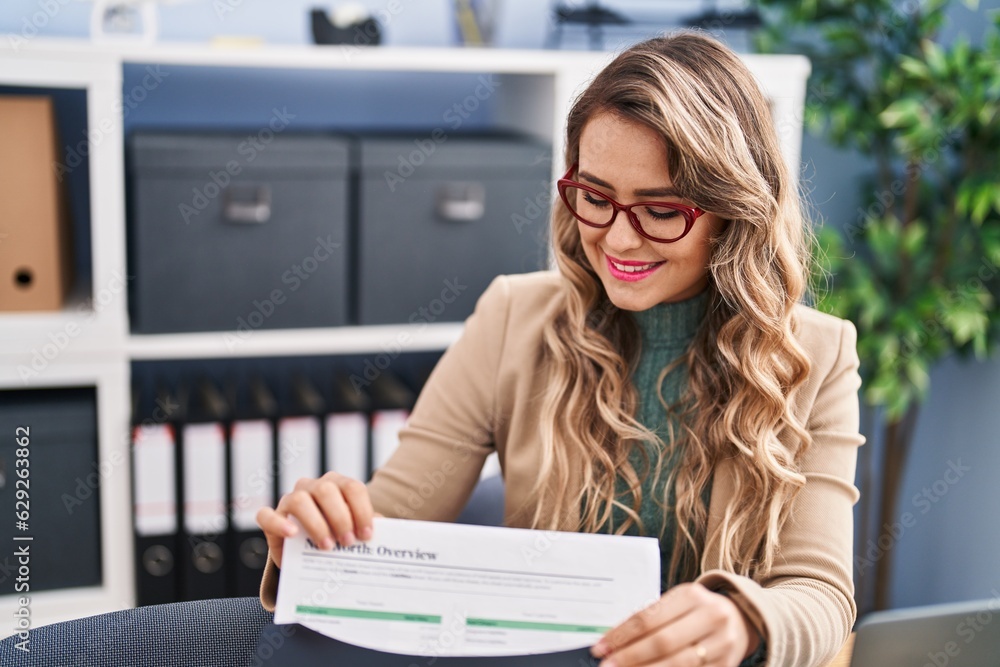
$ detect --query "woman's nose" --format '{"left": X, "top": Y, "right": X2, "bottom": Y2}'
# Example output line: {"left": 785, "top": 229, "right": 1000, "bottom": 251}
{"left": 602, "top": 209, "right": 644, "bottom": 252}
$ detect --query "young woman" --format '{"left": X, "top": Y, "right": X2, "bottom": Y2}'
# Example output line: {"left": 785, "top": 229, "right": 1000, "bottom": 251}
{"left": 257, "top": 31, "right": 865, "bottom": 667}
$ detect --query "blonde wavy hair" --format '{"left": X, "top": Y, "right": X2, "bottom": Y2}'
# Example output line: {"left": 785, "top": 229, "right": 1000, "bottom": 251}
{"left": 529, "top": 31, "right": 817, "bottom": 586}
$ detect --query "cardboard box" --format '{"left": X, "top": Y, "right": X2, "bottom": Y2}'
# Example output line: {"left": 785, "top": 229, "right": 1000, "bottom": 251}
{"left": 0, "top": 95, "right": 73, "bottom": 312}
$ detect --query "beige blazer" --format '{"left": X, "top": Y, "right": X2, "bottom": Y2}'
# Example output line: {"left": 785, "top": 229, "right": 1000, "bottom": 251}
{"left": 260, "top": 271, "right": 866, "bottom": 667}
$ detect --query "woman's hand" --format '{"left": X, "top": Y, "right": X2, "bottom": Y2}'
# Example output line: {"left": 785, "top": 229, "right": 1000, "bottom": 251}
{"left": 591, "top": 582, "right": 759, "bottom": 667}
{"left": 256, "top": 471, "right": 378, "bottom": 569}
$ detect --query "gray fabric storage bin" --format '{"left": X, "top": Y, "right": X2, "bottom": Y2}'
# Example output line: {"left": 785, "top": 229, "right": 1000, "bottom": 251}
{"left": 0, "top": 387, "right": 100, "bottom": 594}
{"left": 128, "top": 132, "right": 351, "bottom": 334}
{"left": 357, "top": 134, "right": 551, "bottom": 325}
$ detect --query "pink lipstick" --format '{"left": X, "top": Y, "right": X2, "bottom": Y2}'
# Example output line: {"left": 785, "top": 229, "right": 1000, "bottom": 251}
{"left": 605, "top": 254, "right": 666, "bottom": 282}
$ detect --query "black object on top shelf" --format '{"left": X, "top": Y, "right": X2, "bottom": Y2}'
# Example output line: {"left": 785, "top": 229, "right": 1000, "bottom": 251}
{"left": 554, "top": 2, "right": 629, "bottom": 27}
{"left": 684, "top": 8, "right": 761, "bottom": 29}
{"left": 310, "top": 8, "right": 381, "bottom": 46}
{"left": 546, "top": 1, "right": 761, "bottom": 50}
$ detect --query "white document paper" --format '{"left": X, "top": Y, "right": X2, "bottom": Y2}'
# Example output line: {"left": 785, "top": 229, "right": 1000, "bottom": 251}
{"left": 274, "top": 517, "right": 660, "bottom": 657}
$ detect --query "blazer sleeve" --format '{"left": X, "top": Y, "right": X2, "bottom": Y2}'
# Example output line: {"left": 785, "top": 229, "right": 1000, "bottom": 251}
{"left": 695, "top": 318, "right": 866, "bottom": 667}
{"left": 259, "top": 276, "right": 510, "bottom": 612}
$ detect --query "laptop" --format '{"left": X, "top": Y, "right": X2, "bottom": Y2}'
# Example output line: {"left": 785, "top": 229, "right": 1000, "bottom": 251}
{"left": 850, "top": 597, "right": 1000, "bottom": 666}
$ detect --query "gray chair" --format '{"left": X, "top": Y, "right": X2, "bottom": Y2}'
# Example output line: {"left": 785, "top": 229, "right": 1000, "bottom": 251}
{"left": 0, "top": 596, "right": 273, "bottom": 666}
{"left": 0, "top": 476, "right": 505, "bottom": 666}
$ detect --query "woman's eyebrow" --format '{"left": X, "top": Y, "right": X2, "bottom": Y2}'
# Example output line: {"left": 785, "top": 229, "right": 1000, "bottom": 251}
{"left": 578, "top": 170, "right": 680, "bottom": 198}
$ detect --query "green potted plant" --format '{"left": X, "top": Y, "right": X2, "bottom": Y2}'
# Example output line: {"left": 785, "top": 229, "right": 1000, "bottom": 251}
{"left": 754, "top": 0, "right": 1000, "bottom": 611}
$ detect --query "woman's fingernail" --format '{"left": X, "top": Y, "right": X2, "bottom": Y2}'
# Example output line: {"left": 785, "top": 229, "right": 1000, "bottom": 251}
{"left": 320, "top": 537, "right": 334, "bottom": 550}
{"left": 591, "top": 640, "right": 608, "bottom": 658}
{"left": 341, "top": 531, "right": 356, "bottom": 546}
{"left": 360, "top": 526, "right": 373, "bottom": 541}
{"left": 284, "top": 523, "right": 298, "bottom": 537}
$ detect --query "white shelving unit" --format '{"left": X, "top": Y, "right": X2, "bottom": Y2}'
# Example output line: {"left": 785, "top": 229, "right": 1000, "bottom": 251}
{"left": 0, "top": 38, "right": 809, "bottom": 631}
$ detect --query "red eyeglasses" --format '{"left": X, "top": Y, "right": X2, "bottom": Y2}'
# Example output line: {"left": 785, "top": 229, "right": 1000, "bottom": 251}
{"left": 557, "top": 162, "right": 705, "bottom": 243}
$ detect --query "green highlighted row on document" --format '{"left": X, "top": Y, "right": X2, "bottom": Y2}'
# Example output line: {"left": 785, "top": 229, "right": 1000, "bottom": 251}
{"left": 467, "top": 618, "right": 611, "bottom": 634}
{"left": 296, "top": 606, "right": 609, "bottom": 634}
{"left": 295, "top": 606, "right": 441, "bottom": 623}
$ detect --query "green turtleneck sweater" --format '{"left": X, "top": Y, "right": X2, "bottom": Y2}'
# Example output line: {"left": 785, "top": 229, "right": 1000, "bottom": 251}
{"left": 600, "top": 287, "right": 712, "bottom": 593}
{"left": 595, "top": 287, "right": 767, "bottom": 665}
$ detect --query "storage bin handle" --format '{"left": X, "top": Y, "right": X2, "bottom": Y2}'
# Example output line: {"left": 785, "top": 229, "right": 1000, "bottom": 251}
{"left": 223, "top": 184, "right": 272, "bottom": 224}
{"left": 436, "top": 182, "right": 485, "bottom": 222}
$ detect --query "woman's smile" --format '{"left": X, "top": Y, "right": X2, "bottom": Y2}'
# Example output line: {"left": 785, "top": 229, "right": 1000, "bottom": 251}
{"left": 605, "top": 253, "right": 667, "bottom": 281}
